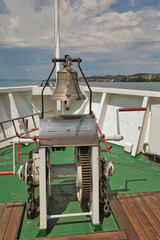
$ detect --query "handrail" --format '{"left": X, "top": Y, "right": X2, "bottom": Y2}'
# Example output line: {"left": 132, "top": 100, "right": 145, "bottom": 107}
{"left": 0, "top": 171, "right": 14, "bottom": 176}
{"left": 0, "top": 112, "right": 40, "bottom": 143}
{"left": 0, "top": 110, "right": 53, "bottom": 143}
{"left": 0, "top": 112, "right": 40, "bottom": 125}
{"left": 0, "top": 141, "right": 16, "bottom": 175}
{"left": 118, "top": 107, "right": 146, "bottom": 112}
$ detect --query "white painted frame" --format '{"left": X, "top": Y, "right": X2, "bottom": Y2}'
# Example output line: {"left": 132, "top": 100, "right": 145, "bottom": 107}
{"left": 39, "top": 148, "right": 47, "bottom": 229}
{"left": 90, "top": 146, "right": 100, "bottom": 225}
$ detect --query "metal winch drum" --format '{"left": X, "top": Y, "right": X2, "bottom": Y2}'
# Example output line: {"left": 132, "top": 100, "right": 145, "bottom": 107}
{"left": 39, "top": 114, "right": 98, "bottom": 147}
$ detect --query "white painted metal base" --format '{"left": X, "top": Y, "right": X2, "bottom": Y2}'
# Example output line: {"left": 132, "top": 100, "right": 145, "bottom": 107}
{"left": 39, "top": 148, "right": 47, "bottom": 230}
{"left": 39, "top": 145, "right": 100, "bottom": 229}
{"left": 47, "top": 211, "right": 92, "bottom": 220}
{"left": 90, "top": 146, "right": 100, "bottom": 225}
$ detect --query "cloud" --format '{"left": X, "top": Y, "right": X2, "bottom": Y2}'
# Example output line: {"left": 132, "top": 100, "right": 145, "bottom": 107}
{"left": 0, "top": 46, "right": 54, "bottom": 80}
{"left": 129, "top": 0, "right": 136, "bottom": 6}
{"left": 19, "top": 60, "right": 53, "bottom": 80}
{"left": 0, "top": 0, "right": 117, "bottom": 49}
{"left": 32, "top": 0, "right": 52, "bottom": 12}
{"left": 1, "top": 0, "right": 160, "bottom": 55}
{"left": 0, "top": 0, "right": 9, "bottom": 14}
{"left": 0, "top": 0, "right": 160, "bottom": 78}
{"left": 60, "top": 4, "right": 160, "bottom": 69}
{"left": 0, "top": 0, "right": 54, "bottom": 48}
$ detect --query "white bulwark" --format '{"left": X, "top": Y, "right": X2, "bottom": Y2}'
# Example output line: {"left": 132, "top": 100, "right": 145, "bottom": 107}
{"left": 1, "top": 85, "right": 160, "bottom": 156}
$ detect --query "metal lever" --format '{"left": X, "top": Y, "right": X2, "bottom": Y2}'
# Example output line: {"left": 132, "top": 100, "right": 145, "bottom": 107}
{"left": 16, "top": 132, "right": 51, "bottom": 153}
{"left": 96, "top": 123, "right": 113, "bottom": 153}
{"left": 16, "top": 132, "right": 51, "bottom": 141}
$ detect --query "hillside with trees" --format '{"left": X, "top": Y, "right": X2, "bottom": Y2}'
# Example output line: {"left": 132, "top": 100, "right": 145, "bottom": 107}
{"left": 79, "top": 73, "right": 160, "bottom": 82}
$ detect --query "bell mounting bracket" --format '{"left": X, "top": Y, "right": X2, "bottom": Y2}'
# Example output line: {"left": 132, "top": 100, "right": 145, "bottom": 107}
{"left": 40, "top": 55, "right": 93, "bottom": 119}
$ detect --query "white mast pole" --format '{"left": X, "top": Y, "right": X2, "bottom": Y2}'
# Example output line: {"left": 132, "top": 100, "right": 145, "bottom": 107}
{"left": 54, "top": 0, "right": 62, "bottom": 113}
{"left": 54, "top": 0, "right": 60, "bottom": 75}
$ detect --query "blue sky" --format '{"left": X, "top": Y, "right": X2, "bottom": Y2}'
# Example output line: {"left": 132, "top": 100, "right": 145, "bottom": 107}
{"left": 0, "top": 0, "right": 160, "bottom": 80}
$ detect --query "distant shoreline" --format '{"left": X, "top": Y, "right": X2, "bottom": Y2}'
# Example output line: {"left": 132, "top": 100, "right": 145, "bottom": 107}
{"left": 0, "top": 79, "right": 33, "bottom": 82}
{"left": 1, "top": 71, "right": 160, "bottom": 83}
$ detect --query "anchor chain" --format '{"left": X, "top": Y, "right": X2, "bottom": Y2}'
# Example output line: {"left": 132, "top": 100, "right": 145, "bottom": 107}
{"left": 100, "top": 158, "right": 110, "bottom": 216}
{"left": 27, "top": 151, "right": 36, "bottom": 219}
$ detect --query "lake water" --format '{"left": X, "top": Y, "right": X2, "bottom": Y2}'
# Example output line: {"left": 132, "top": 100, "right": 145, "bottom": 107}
{"left": 1, "top": 79, "right": 160, "bottom": 91}
{"left": 0, "top": 79, "right": 36, "bottom": 87}
{"left": 80, "top": 81, "right": 160, "bottom": 91}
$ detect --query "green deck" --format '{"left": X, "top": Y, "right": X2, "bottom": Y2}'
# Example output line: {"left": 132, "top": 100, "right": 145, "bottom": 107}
{"left": 0, "top": 143, "right": 160, "bottom": 239}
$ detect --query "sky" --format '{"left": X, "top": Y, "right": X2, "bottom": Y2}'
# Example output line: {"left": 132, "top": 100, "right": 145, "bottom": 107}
{"left": 0, "top": 0, "right": 160, "bottom": 80}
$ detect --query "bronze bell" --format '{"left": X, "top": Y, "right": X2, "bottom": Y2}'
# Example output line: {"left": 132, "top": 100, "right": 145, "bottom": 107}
{"left": 50, "top": 64, "right": 86, "bottom": 102}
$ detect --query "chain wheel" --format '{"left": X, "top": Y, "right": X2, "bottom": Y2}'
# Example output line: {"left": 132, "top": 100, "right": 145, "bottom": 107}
{"left": 76, "top": 146, "right": 92, "bottom": 205}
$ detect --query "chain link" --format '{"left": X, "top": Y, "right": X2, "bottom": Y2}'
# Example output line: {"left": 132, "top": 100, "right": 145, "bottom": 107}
{"left": 27, "top": 153, "right": 36, "bottom": 219}
{"left": 100, "top": 158, "right": 110, "bottom": 216}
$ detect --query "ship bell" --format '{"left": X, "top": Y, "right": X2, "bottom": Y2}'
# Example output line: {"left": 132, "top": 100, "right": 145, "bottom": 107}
{"left": 50, "top": 64, "right": 86, "bottom": 103}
